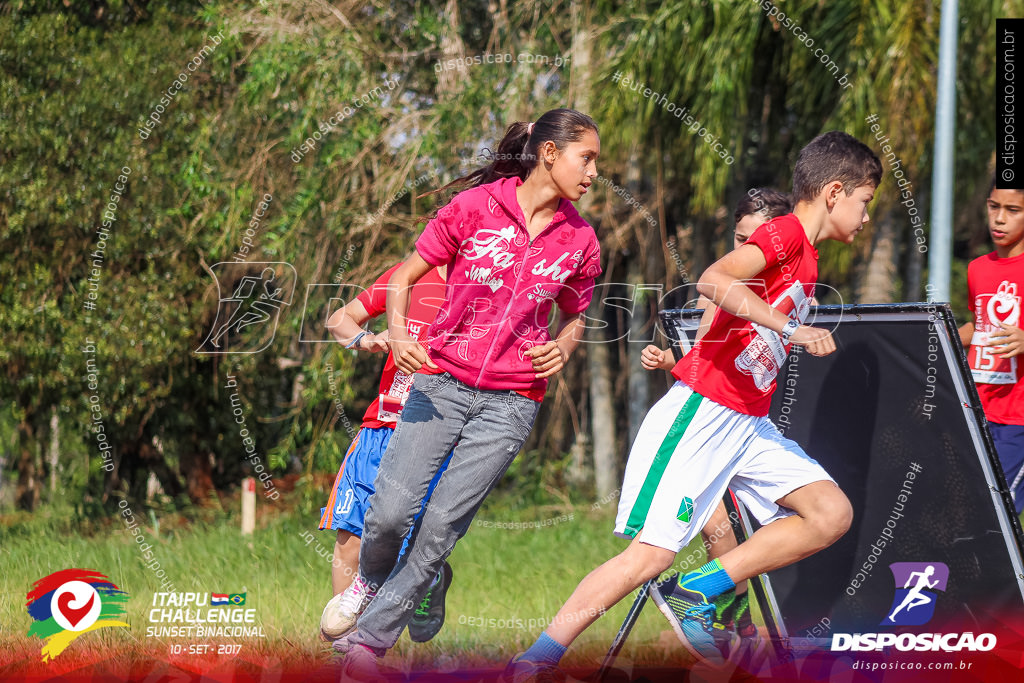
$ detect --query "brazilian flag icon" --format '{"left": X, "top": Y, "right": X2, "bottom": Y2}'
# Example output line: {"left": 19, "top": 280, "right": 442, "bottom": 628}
{"left": 677, "top": 497, "right": 694, "bottom": 523}
{"left": 228, "top": 593, "right": 246, "bottom": 606}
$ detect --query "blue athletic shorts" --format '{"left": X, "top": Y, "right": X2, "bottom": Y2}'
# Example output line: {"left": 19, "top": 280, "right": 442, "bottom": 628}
{"left": 318, "top": 425, "right": 448, "bottom": 536}
{"left": 990, "top": 422, "right": 1024, "bottom": 515}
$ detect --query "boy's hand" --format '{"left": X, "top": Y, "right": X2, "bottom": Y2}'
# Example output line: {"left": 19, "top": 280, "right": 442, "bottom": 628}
{"left": 389, "top": 331, "right": 438, "bottom": 374}
{"left": 360, "top": 330, "right": 390, "bottom": 353}
{"left": 526, "top": 341, "right": 568, "bottom": 379}
{"left": 787, "top": 326, "right": 836, "bottom": 356}
{"left": 988, "top": 322, "right": 1024, "bottom": 358}
{"left": 641, "top": 345, "right": 676, "bottom": 371}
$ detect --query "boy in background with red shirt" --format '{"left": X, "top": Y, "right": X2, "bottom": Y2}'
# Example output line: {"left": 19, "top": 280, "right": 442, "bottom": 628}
{"left": 959, "top": 182, "right": 1024, "bottom": 513}
{"left": 509, "top": 131, "right": 881, "bottom": 678}
{"left": 319, "top": 261, "right": 452, "bottom": 644}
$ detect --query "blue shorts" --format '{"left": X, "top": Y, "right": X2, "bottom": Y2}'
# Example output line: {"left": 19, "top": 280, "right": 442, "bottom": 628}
{"left": 319, "top": 425, "right": 448, "bottom": 536}
{"left": 990, "top": 422, "right": 1024, "bottom": 515}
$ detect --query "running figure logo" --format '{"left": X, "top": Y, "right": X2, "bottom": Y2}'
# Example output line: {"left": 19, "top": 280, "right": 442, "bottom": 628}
{"left": 197, "top": 263, "right": 296, "bottom": 354}
{"left": 882, "top": 562, "right": 949, "bottom": 626}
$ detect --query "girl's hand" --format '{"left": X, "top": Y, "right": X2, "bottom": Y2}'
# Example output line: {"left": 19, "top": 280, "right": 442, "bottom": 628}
{"left": 389, "top": 331, "right": 438, "bottom": 374}
{"left": 526, "top": 341, "right": 568, "bottom": 379}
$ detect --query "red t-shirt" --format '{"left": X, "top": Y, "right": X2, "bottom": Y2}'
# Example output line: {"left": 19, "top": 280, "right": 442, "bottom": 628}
{"left": 357, "top": 264, "right": 446, "bottom": 428}
{"left": 671, "top": 214, "right": 818, "bottom": 417}
{"left": 966, "top": 251, "right": 1024, "bottom": 426}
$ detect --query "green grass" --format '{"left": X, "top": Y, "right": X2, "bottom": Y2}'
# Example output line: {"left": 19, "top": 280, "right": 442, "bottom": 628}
{"left": 0, "top": 497, "right": 714, "bottom": 675}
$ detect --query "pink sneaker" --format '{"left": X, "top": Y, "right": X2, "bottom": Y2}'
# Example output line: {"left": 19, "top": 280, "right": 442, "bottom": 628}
{"left": 321, "top": 575, "right": 376, "bottom": 640}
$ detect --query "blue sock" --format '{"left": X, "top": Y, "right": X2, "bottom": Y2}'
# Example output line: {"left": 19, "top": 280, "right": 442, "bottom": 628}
{"left": 678, "top": 559, "right": 736, "bottom": 600}
{"left": 521, "top": 632, "right": 566, "bottom": 666}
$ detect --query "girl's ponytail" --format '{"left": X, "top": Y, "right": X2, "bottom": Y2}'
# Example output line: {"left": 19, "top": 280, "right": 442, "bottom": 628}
{"left": 426, "top": 108, "right": 598, "bottom": 198}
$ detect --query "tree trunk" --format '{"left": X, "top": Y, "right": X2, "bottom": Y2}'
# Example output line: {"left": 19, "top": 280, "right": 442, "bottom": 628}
{"left": 16, "top": 417, "right": 39, "bottom": 511}
{"left": 569, "top": 0, "right": 617, "bottom": 498}
{"left": 588, "top": 324, "right": 618, "bottom": 500}
{"left": 858, "top": 215, "right": 898, "bottom": 303}
{"left": 48, "top": 406, "right": 59, "bottom": 494}
{"left": 180, "top": 435, "right": 213, "bottom": 504}
{"left": 624, "top": 148, "right": 654, "bottom": 443}
{"left": 627, "top": 280, "right": 651, "bottom": 445}
{"left": 437, "top": 0, "right": 466, "bottom": 97}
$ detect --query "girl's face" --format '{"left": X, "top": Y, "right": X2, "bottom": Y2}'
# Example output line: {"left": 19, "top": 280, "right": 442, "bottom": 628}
{"left": 543, "top": 129, "right": 600, "bottom": 201}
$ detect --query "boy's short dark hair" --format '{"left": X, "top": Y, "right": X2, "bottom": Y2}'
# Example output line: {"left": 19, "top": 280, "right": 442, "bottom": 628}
{"left": 988, "top": 175, "right": 1024, "bottom": 196}
{"left": 792, "top": 131, "right": 882, "bottom": 203}
{"left": 734, "top": 188, "right": 793, "bottom": 223}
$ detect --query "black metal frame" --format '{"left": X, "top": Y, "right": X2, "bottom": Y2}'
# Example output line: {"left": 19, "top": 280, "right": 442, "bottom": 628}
{"left": 595, "top": 303, "right": 1024, "bottom": 678}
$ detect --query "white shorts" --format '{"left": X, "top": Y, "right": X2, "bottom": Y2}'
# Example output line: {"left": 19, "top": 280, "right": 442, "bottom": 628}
{"left": 614, "top": 381, "right": 835, "bottom": 552}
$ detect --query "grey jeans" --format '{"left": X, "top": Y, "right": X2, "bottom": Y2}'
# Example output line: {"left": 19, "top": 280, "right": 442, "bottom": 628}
{"left": 350, "top": 371, "right": 540, "bottom": 652}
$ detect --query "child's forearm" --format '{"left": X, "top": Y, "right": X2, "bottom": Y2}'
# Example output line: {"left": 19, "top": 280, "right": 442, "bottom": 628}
{"left": 327, "top": 305, "right": 370, "bottom": 347}
{"left": 697, "top": 270, "right": 793, "bottom": 335}
{"left": 694, "top": 303, "right": 717, "bottom": 342}
{"left": 386, "top": 276, "right": 412, "bottom": 340}
{"left": 553, "top": 314, "right": 585, "bottom": 358}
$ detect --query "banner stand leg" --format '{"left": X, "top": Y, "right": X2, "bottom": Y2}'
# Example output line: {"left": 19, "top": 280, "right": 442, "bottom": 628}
{"left": 721, "top": 493, "right": 792, "bottom": 664}
{"left": 594, "top": 579, "right": 653, "bottom": 682}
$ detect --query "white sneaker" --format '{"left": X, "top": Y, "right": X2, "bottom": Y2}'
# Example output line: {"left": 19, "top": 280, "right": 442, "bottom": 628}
{"left": 321, "top": 575, "right": 376, "bottom": 640}
{"left": 339, "top": 643, "right": 387, "bottom": 683}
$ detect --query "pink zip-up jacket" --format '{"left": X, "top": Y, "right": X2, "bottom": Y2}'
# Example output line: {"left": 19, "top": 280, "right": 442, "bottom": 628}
{"left": 415, "top": 176, "right": 602, "bottom": 395}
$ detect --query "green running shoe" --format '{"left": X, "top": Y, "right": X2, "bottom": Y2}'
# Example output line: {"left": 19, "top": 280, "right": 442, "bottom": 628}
{"left": 651, "top": 573, "right": 735, "bottom": 666}
{"left": 408, "top": 560, "right": 453, "bottom": 642}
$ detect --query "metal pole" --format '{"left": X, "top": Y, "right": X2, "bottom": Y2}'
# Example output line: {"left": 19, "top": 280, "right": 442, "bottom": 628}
{"left": 927, "top": 0, "right": 959, "bottom": 303}
{"left": 595, "top": 580, "right": 653, "bottom": 682}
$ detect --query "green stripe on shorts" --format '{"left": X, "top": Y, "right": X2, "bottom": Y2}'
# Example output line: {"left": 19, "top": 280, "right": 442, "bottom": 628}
{"left": 623, "top": 390, "right": 703, "bottom": 536}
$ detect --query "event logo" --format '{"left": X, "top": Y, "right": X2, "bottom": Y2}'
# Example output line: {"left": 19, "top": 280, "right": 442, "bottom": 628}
{"left": 832, "top": 561, "right": 996, "bottom": 652}
{"left": 26, "top": 569, "right": 129, "bottom": 662}
{"left": 883, "top": 562, "right": 949, "bottom": 626}
{"left": 147, "top": 591, "right": 264, "bottom": 638}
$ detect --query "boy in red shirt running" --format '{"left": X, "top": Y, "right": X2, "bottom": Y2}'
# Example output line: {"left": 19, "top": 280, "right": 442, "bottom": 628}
{"left": 640, "top": 187, "right": 793, "bottom": 661}
{"left": 509, "top": 131, "right": 880, "bottom": 678}
{"left": 958, "top": 182, "right": 1024, "bottom": 513}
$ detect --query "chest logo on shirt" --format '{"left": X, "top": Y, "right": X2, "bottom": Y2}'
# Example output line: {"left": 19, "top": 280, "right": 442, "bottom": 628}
{"left": 970, "top": 280, "right": 1020, "bottom": 385}
{"left": 530, "top": 250, "right": 578, "bottom": 284}
{"left": 735, "top": 281, "right": 812, "bottom": 392}
{"left": 461, "top": 225, "right": 517, "bottom": 268}
{"left": 986, "top": 281, "right": 1020, "bottom": 328}
{"left": 461, "top": 225, "right": 518, "bottom": 291}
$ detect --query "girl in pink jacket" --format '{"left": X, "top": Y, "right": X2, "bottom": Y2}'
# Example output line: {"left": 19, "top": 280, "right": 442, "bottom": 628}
{"left": 329, "top": 108, "right": 603, "bottom": 678}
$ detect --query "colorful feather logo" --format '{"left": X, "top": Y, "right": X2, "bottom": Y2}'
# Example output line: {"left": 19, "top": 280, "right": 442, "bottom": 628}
{"left": 25, "top": 569, "right": 129, "bottom": 662}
